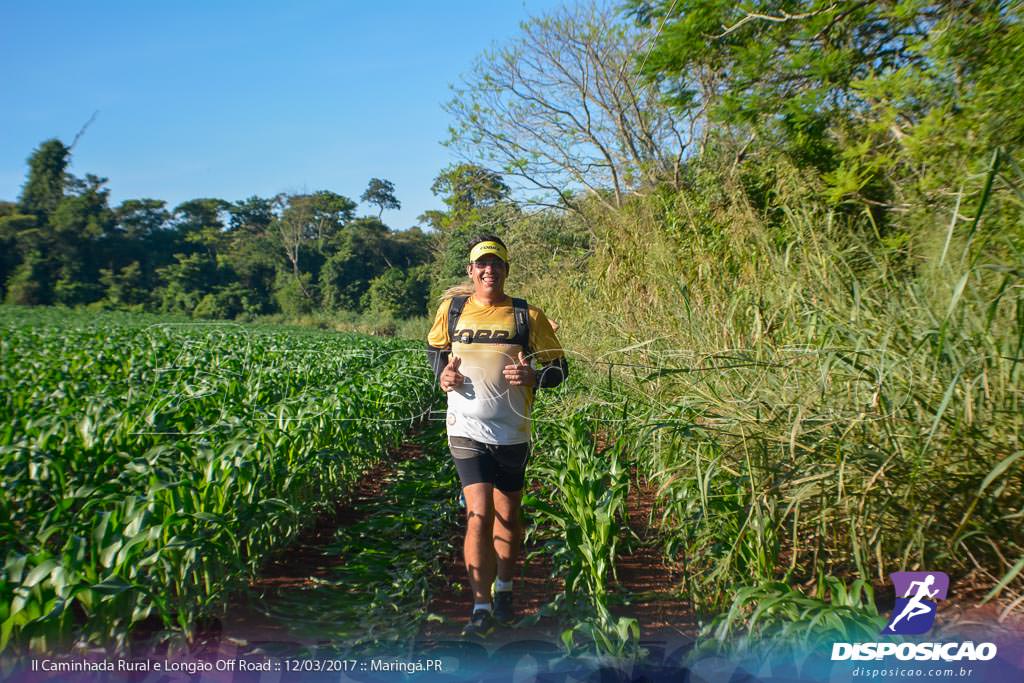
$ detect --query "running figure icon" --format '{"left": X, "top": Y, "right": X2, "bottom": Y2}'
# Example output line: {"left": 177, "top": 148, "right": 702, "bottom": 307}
{"left": 883, "top": 571, "right": 948, "bottom": 635}
{"left": 887, "top": 574, "right": 940, "bottom": 632}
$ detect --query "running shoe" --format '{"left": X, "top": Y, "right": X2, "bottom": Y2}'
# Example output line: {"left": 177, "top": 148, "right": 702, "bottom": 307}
{"left": 461, "top": 609, "right": 496, "bottom": 638}
{"left": 492, "top": 591, "right": 515, "bottom": 625}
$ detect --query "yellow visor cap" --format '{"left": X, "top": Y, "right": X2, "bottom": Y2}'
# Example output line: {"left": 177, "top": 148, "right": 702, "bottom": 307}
{"left": 469, "top": 241, "right": 509, "bottom": 263}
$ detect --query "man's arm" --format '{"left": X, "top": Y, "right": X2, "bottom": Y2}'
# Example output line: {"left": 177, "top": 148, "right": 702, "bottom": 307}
{"left": 536, "top": 357, "right": 568, "bottom": 389}
{"left": 426, "top": 345, "right": 450, "bottom": 385}
{"left": 527, "top": 306, "right": 567, "bottom": 389}
{"left": 426, "top": 299, "right": 453, "bottom": 387}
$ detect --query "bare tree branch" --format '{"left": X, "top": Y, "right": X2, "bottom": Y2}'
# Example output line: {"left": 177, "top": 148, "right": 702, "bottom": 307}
{"left": 716, "top": 4, "right": 839, "bottom": 38}
{"left": 444, "top": 0, "right": 692, "bottom": 212}
{"left": 69, "top": 111, "right": 99, "bottom": 152}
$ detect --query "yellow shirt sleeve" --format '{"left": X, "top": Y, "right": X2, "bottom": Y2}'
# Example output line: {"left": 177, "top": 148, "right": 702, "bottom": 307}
{"left": 427, "top": 298, "right": 453, "bottom": 348}
{"left": 528, "top": 306, "right": 564, "bottom": 363}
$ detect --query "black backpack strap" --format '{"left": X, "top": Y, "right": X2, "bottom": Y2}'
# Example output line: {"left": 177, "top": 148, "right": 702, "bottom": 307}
{"left": 447, "top": 295, "right": 469, "bottom": 345}
{"left": 512, "top": 297, "right": 530, "bottom": 355}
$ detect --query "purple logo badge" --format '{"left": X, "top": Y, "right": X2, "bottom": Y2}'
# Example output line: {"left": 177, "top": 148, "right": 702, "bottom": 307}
{"left": 884, "top": 571, "right": 949, "bottom": 635}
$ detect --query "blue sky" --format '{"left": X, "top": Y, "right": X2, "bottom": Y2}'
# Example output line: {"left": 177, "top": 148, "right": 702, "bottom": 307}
{"left": 1, "top": 1, "right": 563, "bottom": 230}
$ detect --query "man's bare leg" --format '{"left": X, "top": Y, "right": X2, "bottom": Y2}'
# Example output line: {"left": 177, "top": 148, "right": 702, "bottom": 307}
{"left": 462, "top": 482, "right": 496, "bottom": 606}
{"left": 493, "top": 488, "right": 523, "bottom": 582}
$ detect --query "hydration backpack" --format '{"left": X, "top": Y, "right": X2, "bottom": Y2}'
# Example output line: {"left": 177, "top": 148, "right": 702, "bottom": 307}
{"left": 446, "top": 295, "right": 531, "bottom": 355}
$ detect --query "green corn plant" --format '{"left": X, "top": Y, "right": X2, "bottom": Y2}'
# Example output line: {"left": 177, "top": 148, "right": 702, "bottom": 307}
{"left": 0, "top": 307, "right": 436, "bottom": 652}
{"left": 244, "top": 423, "right": 460, "bottom": 652}
{"left": 525, "top": 408, "right": 638, "bottom": 658}
{"left": 694, "top": 576, "right": 886, "bottom": 660}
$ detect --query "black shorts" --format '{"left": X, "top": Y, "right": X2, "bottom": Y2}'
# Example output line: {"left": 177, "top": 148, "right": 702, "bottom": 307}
{"left": 449, "top": 436, "right": 531, "bottom": 492}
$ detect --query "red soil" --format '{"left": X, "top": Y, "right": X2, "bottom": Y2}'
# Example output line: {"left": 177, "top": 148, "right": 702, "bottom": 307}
{"left": 215, "top": 443, "right": 425, "bottom": 646}
{"left": 611, "top": 467, "right": 698, "bottom": 645}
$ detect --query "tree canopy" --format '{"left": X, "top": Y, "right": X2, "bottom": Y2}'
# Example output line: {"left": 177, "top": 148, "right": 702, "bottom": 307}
{"left": 444, "top": 1, "right": 687, "bottom": 211}
{"left": 360, "top": 178, "right": 401, "bottom": 219}
{"left": 1, "top": 142, "right": 432, "bottom": 320}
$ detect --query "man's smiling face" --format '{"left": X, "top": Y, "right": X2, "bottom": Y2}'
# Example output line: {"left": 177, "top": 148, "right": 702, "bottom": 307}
{"left": 468, "top": 255, "right": 508, "bottom": 298}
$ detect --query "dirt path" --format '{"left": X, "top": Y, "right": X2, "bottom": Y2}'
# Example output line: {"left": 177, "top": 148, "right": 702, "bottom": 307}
{"left": 211, "top": 434, "right": 696, "bottom": 658}
{"left": 217, "top": 441, "right": 429, "bottom": 650}
{"left": 611, "top": 466, "right": 697, "bottom": 652}
{"left": 415, "top": 479, "right": 563, "bottom": 645}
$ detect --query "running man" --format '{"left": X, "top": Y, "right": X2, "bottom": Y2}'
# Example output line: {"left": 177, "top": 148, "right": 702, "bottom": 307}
{"left": 426, "top": 235, "right": 568, "bottom": 637}
{"left": 887, "top": 574, "right": 940, "bottom": 632}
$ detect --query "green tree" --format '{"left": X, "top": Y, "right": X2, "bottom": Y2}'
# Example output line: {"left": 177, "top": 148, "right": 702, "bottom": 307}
{"left": 115, "top": 199, "right": 170, "bottom": 238}
{"left": 320, "top": 218, "right": 391, "bottom": 311}
{"left": 174, "top": 198, "right": 231, "bottom": 258}
{"left": 430, "top": 164, "right": 510, "bottom": 215}
{"left": 7, "top": 140, "right": 112, "bottom": 305}
{"left": 223, "top": 195, "right": 281, "bottom": 315}
{"left": 306, "top": 190, "right": 357, "bottom": 246}
{"left": 52, "top": 174, "right": 115, "bottom": 242}
{"left": 270, "top": 191, "right": 356, "bottom": 306}
{"left": 156, "top": 252, "right": 219, "bottom": 314}
{"left": 111, "top": 198, "right": 178, "bottom": 300}
{"left": 273, "top": 269, "right": 316, "bottom": 316}
{"left": 99, "top": 261, "right": 147, "bottom": 308}
{"left": 229, "top": 196, "right": 277, "bottom": 235}
{"left": 3, "top": 250, "right": 49, "bottom": 305}
{"left": 18, "top": 139, "right": 70, "bottom": 221}
{"left": 273, "top": 192, "right": 355, "bottom": 276}
{"left": 364, "top": 265, "right": 430, "bottom": 319}
{"left": 174, "top": 198, "right": 230, "bottom": 233}
{"left": 627, "top": 0, "right": 1024, "bottom": 218}
{"left": 360, "top": 178, "right": 401, "bottom": 219}
{"left": 193, "top": 283, "right": 256, "bottom": 320}
{"left": 221, "top": 231, "right": 279, "bottom": 315}
{"left": 0, "top": 202, "right": 37, "bottom": 300}
{"left": 48, "top": 174, "right": 114, "bottom": 305}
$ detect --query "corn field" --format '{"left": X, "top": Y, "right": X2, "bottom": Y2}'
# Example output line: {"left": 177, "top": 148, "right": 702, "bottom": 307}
{"left": 2, "top": 294, "right": 1021, "bottom": 661}
{"left": 0, "top": 307, "right": 432, "bottom": 652}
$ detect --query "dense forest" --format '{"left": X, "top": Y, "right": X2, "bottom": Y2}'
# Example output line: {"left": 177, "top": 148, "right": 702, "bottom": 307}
{"left": 0, "top": 136, "right": 541, "bottom": 332}
{"left": 2, "top": 0, "right": 1022, "bottom": 607}
{"left": 0, "top": 140, "right": 453, "bottom": 325}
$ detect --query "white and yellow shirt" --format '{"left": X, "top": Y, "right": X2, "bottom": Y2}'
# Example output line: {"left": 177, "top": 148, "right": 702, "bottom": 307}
{"left": 427, "top": 295, "right": 565, "bottom": 445}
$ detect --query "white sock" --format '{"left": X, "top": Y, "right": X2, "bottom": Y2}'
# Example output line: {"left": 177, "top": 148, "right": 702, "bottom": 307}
{"left": 473, "top": 602, "right": 492, "bottom": 613}
{"left": 494, "top": 579, "right": 513, "bottom": 593}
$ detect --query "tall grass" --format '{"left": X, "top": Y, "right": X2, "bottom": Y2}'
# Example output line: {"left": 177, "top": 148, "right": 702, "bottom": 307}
{"left": 509, "top": 152, "right": 1024, "bottom": 627}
